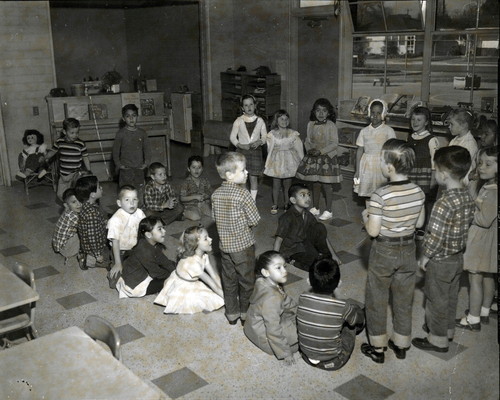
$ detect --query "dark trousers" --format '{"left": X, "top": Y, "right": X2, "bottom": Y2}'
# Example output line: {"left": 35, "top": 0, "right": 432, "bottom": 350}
{"left": 119, "top": 168, "right": 146, "bottom": 205}
{"left": 288, "top": 222, "right": 330, "bottom": 271}
{"left": 145, "top": 204, "right": 184, "bottom": 225}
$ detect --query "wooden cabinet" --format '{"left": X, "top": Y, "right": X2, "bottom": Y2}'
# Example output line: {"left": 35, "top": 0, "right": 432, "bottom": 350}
{"left": 46, "top": 93, "right": 171, "bottom": 180}
{"left": 170, "top": 92, "right": 202, "bottom": 144}
{"left": 220, "top": 71, "right": 281, "bottom": 124}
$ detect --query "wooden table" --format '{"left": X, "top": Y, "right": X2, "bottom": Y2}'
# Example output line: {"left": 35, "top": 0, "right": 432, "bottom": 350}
{"left": 0, "top": 264, "right": 39, "bottom": 312}
{"left": 0, "top": 326, "right": 165, "bottom": 400}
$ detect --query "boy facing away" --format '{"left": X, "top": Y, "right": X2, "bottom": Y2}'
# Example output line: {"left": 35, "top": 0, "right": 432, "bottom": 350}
{"left": 212, "top": 152, "right": 260, "bottom": 326}
{"left": 144, "top": 162, "right": 183, "bottom": 225}
{"left": 52, "top": 188, "right": 82, "bottom": 264}
{"left": 274, "top": 183, "right": 341, "bottom": 271}
{"left": 297, "top": 257, "right": 365, "bottom": 371}
{"left": 412, "top": 146, "right": 474, "bottom": 353}
{"left": 361, "top": 139, "right": 425, "bottom": 364}
{"left": 108, "top": 185, "right": 146, "bottom": 280}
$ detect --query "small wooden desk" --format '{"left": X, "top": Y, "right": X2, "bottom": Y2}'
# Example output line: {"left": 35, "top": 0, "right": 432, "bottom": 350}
{"left": 0, "top": 326, "right": 165, "bottom": 400}
{"left": 0, "top": 264, "right": 39, "bottom": 313}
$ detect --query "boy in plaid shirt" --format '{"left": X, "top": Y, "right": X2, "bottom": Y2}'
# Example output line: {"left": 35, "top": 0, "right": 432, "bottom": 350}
{"left": 144, "top": 162, "right": 183, "bottom": 225}
{"left": 52, "top": 188, "right": 81, "bottom": 264}
{"left": 75, "top": 175, "right": 110, "bottom": 270}
{"left": 412, "top": 146, "right": 474, "bottom": 353}
{"left": 212, "top": 152, "right": 260, "bottom": 326}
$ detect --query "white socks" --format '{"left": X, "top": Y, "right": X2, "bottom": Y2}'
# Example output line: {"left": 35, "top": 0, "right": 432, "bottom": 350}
{"left": 481, "top": 306, "right": 491, "bottom": 317}
{"left": 251, "top": 190, "right": 257, "bottom": 201}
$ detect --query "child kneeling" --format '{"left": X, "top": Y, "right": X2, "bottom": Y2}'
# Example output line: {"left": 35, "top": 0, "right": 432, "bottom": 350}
{"left": 244, "top": 251, "right": 298, "bottom": 365}
{"left": 297, "top": 257, "right": 365, "bottom": 371}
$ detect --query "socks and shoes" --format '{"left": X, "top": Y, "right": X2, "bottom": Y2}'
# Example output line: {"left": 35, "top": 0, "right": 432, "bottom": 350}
{"left": 228, "top": 318, "right": 245, "bottom": 327}
{"left": 422, "top": 323, "right": 453, "bottom": 342}
{"left": 270, "top": 205, "right": 279, "bottom": 215}
{"left": 411, "top": 337, "right": 448, "bottom": 353}
{"left": 319, "top": 211, "right": 333, "bottom": 221}
{"left": 361, "top": 343, "right": 386, "bottom": 364}
{"left": 388, "top": 339, "right": 409, "bottom": 359}
{"left": 309, "top": 207, "right": 320, "bottom": 216}
{"left": 455, "top": 314, "right": 481, "bottom": 331}
{"left": 37, "top": 169, "right": 47, "bottom": 179}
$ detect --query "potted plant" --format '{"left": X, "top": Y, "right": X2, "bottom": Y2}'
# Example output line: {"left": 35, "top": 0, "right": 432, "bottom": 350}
{"left": 101, "top": 70, "right": 122, "bottom": 93}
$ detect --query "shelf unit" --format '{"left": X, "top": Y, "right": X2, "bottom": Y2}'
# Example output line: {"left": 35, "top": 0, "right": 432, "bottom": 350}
{"left": 220, "top": 71, "right": 281, "bottom": 124}
{"left": 46, "top": 92, "right": 171, "bottom": 181}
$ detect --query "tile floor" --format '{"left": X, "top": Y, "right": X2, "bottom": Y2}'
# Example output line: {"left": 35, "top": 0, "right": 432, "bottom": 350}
{"left": 1, "top": 142, "right": 498, "bottom": 400}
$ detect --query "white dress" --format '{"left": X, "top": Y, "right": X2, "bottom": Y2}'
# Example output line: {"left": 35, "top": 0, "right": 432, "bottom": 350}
{"left": 264, "top": 129, "right": 304, "bottom": 178}
{"left": 154, "top": 254, "right": 224, "bottom": 314}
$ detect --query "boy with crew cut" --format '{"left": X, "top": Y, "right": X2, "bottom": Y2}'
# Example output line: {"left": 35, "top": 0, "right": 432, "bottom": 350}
{"left": 298, "top": 257, "right": 365, "bottom": 371}
{"left": 212, "top": 152, "right": 260, "bottom": 326}
{"left": 361, "top": 139, "right": 425, "bottom": 364}
{"left": 52, "top": 188, "right": 82, "bottom": 264}
{"left": 274, "top": 183, "right": 341, "bottom": 271}
{"left": 412, "top": 146, "right": 474, "bottom": 353}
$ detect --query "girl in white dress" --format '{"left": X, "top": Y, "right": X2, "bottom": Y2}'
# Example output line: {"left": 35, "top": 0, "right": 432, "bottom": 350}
{"left": 264, "top": 110, "right": 304, "bottom": 214}
{"left": 154, "top": 226, "right": 224, "bottom": 314}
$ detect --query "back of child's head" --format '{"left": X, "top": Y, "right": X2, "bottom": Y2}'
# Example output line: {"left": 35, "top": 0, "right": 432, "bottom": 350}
{"left": 433, "top": 146, "right": 471, "bottom": 181}
{"left": 62, "top": 188, "right": 77, "bottom": 204}
{"left": 215, "top": 151, "right": 245, "bottom": 180}
{"left": 382, "top": 138, "right": 415, "bottom": 175}
{"left": 149, "top": 162, "right": 166, "bottom": 175}
{"left": 309, "top": 98, "right": 336, "bottom": 123}
{"left": 62, "top": 118, "right": 80, "bottom": 132}
{"left": 118, "top": 184, "right": 137, "bottom": 200}
{"left": 22, "top": 129, "right": 44, "bottom": 146}
{"left": 309, "top": 257, "right": 341, "bottom": 295}
{"left": 74, "top": 175, "right": 98, "bottom": 203}
{"left": 178, "top": 225, "right": 204, "bottom": 259}
{"left": 188, "top": 155, "right": 203, "bottom": 168}
{"left": 448, "top": 108, "right": 473, "bottom": 131}
{"left": 255, "top": 250, "right": 281, "bottom": 276}
{"left": 138, "top": 216, "right": 162, "bottom": 239}
{"left": 122, "top": 103, "right": 138, "bottom": 117}
{"left": 409, "top": 106, "right": 433, "bottom": 134}
{"left": 270, "top": 109, "right": 290, "bottom": 130}
{"left": 288, "top": 182, "right": 309, "bottom": 200}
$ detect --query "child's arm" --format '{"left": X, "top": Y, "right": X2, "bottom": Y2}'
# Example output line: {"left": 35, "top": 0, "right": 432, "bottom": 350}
{"left": 293, "top": 132, "right": 304, "bottom": 160}
{"left": 362, "top": 208, "right": 382, "bottom": 237}
{"left": 82, "top": 154, "right": 91, "bottom": 171}
{"left": 230, "top": 119, "right": 250, "bottom": 150}
{"left": 472, "top": 190, "right": 496, "bottom": 228}
{"left": 205, "top": 254, "right": 222, "bottom": 288}
{"left": 250, "top": 118, "right": 267, "bottom": 149}
{"left": 198, "top": 271, "right": 224, "bottom": 298}
{"left": 273, "top": 236, "right": 283, "bottom": 252}
{"left": 354, "top": 146, "right": 364, "bottom": 179}
{"left": 112, "top": 131, "right": 124, "bottom": 170}
{"left": 109, "top": 239, "right": 123, "bottom": 278}
{"left": 419, "top": 201, "right": 451, "bottom": 270}
{"left": 179, "top": 179, "right": 204, "bottom": 203}
{"left": 415, "top": 206, "right": 426, "bottom": 229}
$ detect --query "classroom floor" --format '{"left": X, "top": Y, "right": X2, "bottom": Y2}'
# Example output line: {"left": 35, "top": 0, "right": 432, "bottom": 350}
{"left": 1, "top": 141, "right": 498, "bottom": 400}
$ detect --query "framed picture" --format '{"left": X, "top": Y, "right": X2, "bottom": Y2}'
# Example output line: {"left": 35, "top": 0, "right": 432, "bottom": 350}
{"left": 350, "top": 96, "right": 371, "bottom": 116}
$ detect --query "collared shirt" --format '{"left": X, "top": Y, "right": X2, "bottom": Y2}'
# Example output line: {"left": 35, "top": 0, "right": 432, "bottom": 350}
{"left": 53, "top": 138, "right": 88, "bottom": 176}
{"left": 107, "top": 208, "right": 146, "bottom": 251}
{"left": 52, "top": 209, "right": 79, "bottom": 253}
{"left": 212, "top": 181, "right": 260, "bottom": 253}
{"left": 78, "top": 202, "right": 108, "bottom": 257}
{"left": 423, "top": 188, "right": 474, "bottom": 261}
{"left": 179, "top": 175, "right": 212, "bottom": 205}
{"left": 275, "top": 206, "right": 318, "bottom": 258}
{"left": 144, "top": 180, "right": 176, "bottom": 212}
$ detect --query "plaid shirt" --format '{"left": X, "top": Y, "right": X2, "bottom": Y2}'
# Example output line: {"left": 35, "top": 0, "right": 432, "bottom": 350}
{"left": 212, "top": 181, "right": 260, "bottom": 253}
{"left": 78, "top": 202, "right": 108, "bottom": 257}
{"left": 179, "top": 175, "right": 212, "bottom": 205}
{"left": 52, "top": 209, "right": 79, "bottom": 253}
{"left": 144, "top": 180, "right": 176, "bottom": 212}
{"left": 423, "top": 188, "right": 474, "bottom": 261}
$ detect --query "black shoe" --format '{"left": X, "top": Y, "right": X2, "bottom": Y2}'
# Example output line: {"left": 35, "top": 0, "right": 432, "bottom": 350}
{"left": 228, "top": 319, "right": 238, "bottom": 326}
{"left": 422, "top": 323, "right": 453, "bottom": 342}
{"left": 388, "top": 339, "right": 409, "bottom": 359}
{"left": 77, "top": 254, "right": 88, "bottom": 270}
{"left": 240, "top": 319, "right": 245, "bottom": 327}
{"left": 465, "top": 309, "right": 489, "bottom": 324}
{"left": 455, "top": 318, "right": 481, "bottom": 331}
{"left": 361, "top": 343, "right": 385, "bottom": 364}
{"left": 411, "top": 337, "right": 448, "bottom": 353}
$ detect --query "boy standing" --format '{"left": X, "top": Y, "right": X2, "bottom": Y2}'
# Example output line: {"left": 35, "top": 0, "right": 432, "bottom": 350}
{"left": 144, "top": 162, "right": 183, "bottom": 225}
{"left": 75, "top": 175, "right": 109, "bottom": 270}
{"left": 298, "top": 258, "right": 365, "bottom": 371}
{"left": 361, "top": 139, "right": 425, "bottom": 364}
{"left": 108, "top": 185, "right": 146, "bottom": 279}
{"left": 274, "top": 183, "right": 341, "bottom": 271}
{"left": 212, "top": 152, "right": 260, "bottom": 325}
{"left": 412, "top": 146, "right": 474, "bottom": 352}
{"left": 112, "top": 104, "right": 151, "bottom": 201}
{"left": 52, "top": 188, "right": 82, "bottom": 264}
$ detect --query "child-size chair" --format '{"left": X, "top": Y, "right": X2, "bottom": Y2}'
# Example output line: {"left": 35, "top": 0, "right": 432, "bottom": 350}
{"left": 18, "top": 155, "right": 58, "bottom": 196}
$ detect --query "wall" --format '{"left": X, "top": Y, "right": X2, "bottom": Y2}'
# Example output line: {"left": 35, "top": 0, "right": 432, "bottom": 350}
{"left": 50, "top": 8, "right": 130, "bottom": 93}
{"left": 0, "top": 1, "right": 56, "bottom": 183}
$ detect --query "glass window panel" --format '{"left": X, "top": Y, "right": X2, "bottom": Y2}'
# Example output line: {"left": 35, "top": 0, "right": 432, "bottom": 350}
{"left": 478, "top": 0, "right": 500, "bottom": 28}
{"left": 436, "top": 0, "right": 499, "bottom": 30}
{"left": 383, "top": 1, "right": 424, "bottom": 31}
{"left": 300, "top": 0, "right": 336, "bottom": 7}
{"left": 472, "top": 32, "right": 498, "bottom": 108}
{"left": 349, "top": 1, "right": 386, "bottom": 32}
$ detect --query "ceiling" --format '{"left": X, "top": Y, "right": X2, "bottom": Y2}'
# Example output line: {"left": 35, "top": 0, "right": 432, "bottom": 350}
{"left": 49, "top": 0, "right": 198, "bottom": 8}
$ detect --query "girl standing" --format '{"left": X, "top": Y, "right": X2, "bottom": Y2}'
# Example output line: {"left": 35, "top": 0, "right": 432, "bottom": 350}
{"left": 296, "top": 98, "right": 342, "bottom": 221}
{"left": 264, "top": 109, "right": 304, "bottom": 214}
{"left": 354, "top": 99, "right": 396, "bottom": 206}
{"left": 115, "top": 216, "right": 176, "bottom": 298}
{"left": 230, "top": 94, "right": 267, "bottom": 201}
{"left": 154, "top": 226, "right": 224, "bottom": 314}
{"left": 456, "top": 146, "right": 497, "bottom": 330}
{"left": 448, "top": 108, "right": 479, "bottom": 182}
{"left": 243, "top": 250, "right": 298, "bottom": 365}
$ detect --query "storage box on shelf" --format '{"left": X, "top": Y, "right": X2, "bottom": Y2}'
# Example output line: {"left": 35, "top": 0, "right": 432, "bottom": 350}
{"left": 46, "top": 92, "right": 171, "bottom": 181}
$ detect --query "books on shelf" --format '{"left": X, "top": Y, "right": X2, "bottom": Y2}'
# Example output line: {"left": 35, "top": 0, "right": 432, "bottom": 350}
{"left": 88, "top": 103, "right": 108, "bottom": 120}
{"left": 64, "top": 103, "right": 89, "bottom": 120}
{"left": 387, "top": 94, "right": 415, "bottom": 117}
{"left": 140, "top": 98, "right": 156, "bottom": 116}
{"left": 350, "top": 96, "right": 371, "bottom": 116}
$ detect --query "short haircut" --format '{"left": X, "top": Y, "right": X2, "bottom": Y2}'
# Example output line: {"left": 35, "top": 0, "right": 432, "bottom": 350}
{"left": 62, "top": 188, "right": 77, "bottom": 203}
{"left": 449, "top": 108, "right": 473, "bottom": 130}
{"left": 149, "top": 162, "right": 166, "bottom": 175}
{"left": 288, "top": 182, "right": 309, "bottom": 199}
{"left": 433, "top": 145, "right": 471, "bottom": 181}
{"left": 188, "top": 155, "right": 203, "bottom": 167}
{"left": 382, "top": 138, "right": 415, "bottom": 175}
{"left": 118, "top": 184, "right": 137, "bottom": 200}
{"left": 138, "top": 216, "right": 163, "bottom": 240}
{"left": 309, "top": 98, "right": 336, "bottom": 123}
{"left": 410, "top": 106, "right": 433, "bottom": 134}
{"left": 22, "top": 129, "right": 44, "bottom": 146}
{"left": 255, "top": 250, "right": 282, "bottom": 276}
{"left": 309, "top": 257, "right": 341, "bottom": 295}
{"left": 270, "top": 109, "right": 291, "bottom": 130}
{"left": 74, "top": 175, "right": 98, "bottom": 202}
{"left": 122, "top": 103, "right": 139, "bottom": 116}
{"left": 215, "top": 151, "right": 245, "bottom": 179}
{"left": 62, "top": 118, "right": 80, "bottom": 131}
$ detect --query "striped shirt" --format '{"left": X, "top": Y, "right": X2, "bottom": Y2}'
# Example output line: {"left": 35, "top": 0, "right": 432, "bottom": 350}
{"left": 423, "top": 188, "right": 474, "bottom": 261}
{"left": 297, "top": 292, "right": 364, "bottom": 361}
{"left": 53, "top": 138, "right": 88, "bottom": 176}
{"left": 212, "top": 181, "right": 260, "bottom": 253}
{"left": 368, "top": 180, "right": 425, "bottom": 238}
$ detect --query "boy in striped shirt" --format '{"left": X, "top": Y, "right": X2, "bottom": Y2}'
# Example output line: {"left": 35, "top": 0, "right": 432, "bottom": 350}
{"left": 361, "top": 139, "right": 425, "bottom": 364}
{"left": 298, "top": 257, "right": 365, "bottom": 371}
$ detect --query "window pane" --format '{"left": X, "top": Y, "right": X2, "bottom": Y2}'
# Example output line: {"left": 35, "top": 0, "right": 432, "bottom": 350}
{"left": 472, "top": 33, "right": 498, "bottom": 108}
{"left": 383, "top": 1, "right": 425, "bottom": 31}
{"left": 436, "top": 0, "right": 499, "bottom": 30}
{"left": 478, "top": 0, "right": 500, "bottom": 28}
{"left": 349, "top": 1, "right": 385, "bottom": 32}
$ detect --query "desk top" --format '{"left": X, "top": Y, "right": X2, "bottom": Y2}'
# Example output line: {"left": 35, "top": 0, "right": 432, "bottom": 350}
{"left": 0, "top": 264, "right": 39, "bottom": 312}
{"left": 0, "top": 326, "right": 165, "bottom": 400}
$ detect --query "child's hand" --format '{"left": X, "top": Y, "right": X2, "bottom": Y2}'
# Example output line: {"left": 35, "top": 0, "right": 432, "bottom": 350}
{"left": 283, "top": 354, "right": 296, "bottom": 366}
{"left": 418, "top": 256, "right": 429, "bottom": 272}
{"left": 238, "top": 143, "right": 250, "bottom": 151}
{"left": 308, "top": 149, "right": 320, "bottom": 157}
{"left": 109, "top": 263, "right": 123, "bottom": 279}
{"left": 195, "top": 194, "right": 204, "bottom": 202}
{"left": 250, "top": 140, "right": 262, "bottom": 149}
{"left": 163, "top": 198, "right": 176, "bottom": 209}
{"left": 361, "top": 209, "right": 369, "bottom": 224}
